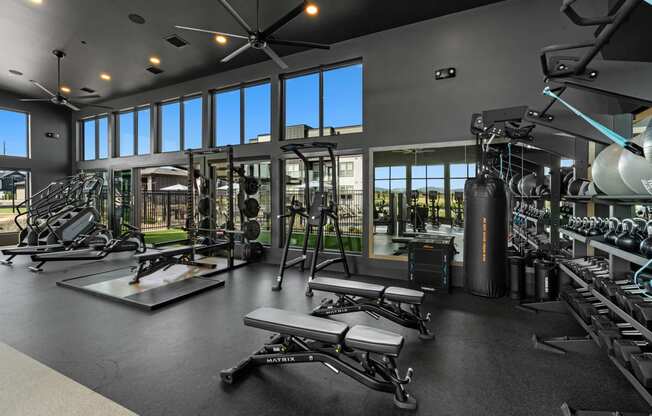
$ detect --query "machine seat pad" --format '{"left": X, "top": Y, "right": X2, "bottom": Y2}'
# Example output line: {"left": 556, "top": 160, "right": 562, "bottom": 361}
{"left": 344, "top": 325, "right": 404, "bottom": 356}
{"left": 384, "top": 287, "right": 425, "bottom": 305}
{"left": 309, "top": 277, "right": 385, "bottom": 299}
{"left": 244, "top": 307, "right": 348, "bottom": 345}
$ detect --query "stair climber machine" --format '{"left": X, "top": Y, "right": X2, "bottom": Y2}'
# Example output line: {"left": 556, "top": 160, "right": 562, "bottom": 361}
{"left": 1, "top": 174, "right": 112, "bottom": 266}
{"left": 29, "top": 223, "right": 146, "bottom": 272}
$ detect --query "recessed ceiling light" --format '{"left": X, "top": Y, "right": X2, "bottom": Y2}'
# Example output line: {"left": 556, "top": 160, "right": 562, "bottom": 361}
{"left": 60, "top": 86, "right": 71, "bottom": 93}
{"left": 8, "top": 69, "right": 23, "bottom": 76}
{"left": 100, "top": 73, "right": 111, "bottom": 81}
{"left": 215, "top": 35, "right": 227, "bottom": 44}
{"left": 128, "top": 13, "right": 146, "bottom": 24}
{"left": 305, "top": 3, "right": 319, "bottom": 15}
{"left": 29, "top": 0, "right": 43, "bottom": 4}
{"left": 149, "top": 56, "right": 161, "bottom": 65}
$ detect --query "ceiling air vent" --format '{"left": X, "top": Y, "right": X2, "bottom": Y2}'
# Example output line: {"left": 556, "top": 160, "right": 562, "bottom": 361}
{"left": 80, "top": 87, "right": 95, "bottom": 93}
{"left": 164, "top": 34, "right": 189, "bottom": 48}
{"left": 146, "top": 66, "right": 164, "bottom": 75}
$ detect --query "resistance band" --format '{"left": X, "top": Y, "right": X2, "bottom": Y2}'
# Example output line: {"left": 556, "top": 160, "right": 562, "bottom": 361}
{"left": 542, "top": 86, "right": 628, "bottom": 147}
{"left": 634, "top": 258, "right": 652, "bottom": 289}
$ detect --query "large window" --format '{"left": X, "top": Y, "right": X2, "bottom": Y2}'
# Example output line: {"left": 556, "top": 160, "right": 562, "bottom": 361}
{"left": 0, "top": 170, "right": 30, "bottom": 233}
{"left": 118, "top": 106, "right": 151, "bottom": 157}
{"left": 283, "top": 61, "right": 363, "bottom": 139}
{"left": 81, "top": 115, "right": 109, "bottom": 161}
{"left": 160, "top": 96, "right": 203, "bottom": 152}
{"left": 0, "top": 108, "right": 29, "bottom": 158}
{"left": 213, "top": 81, "right": 271, "bottom": 146}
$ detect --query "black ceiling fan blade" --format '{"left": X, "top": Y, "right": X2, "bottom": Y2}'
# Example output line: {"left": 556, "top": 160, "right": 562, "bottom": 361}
{"left": 262, "top": 46, "right": 289, "bottom": 69}
{"left": 175, "top": 25, "right": 248, "bottom": 39}
{"left": 261, "top": 0, "right": 307, "bottom": 38}
{"left": 71, "top": 94, "right": 101, "bottom": 99}
{"left": 81, "top": 104, "right": 114, "bottom": 110}
{"left": 218, "top": 0, "right": 254, "bottom": 34}
{"left": 30, "top": 80, "right": 56, "bottom": 97}
{"left": 19, "top": 98, "right": 51, "bottom": 102}
{"left": 267, "top": 38, "right": 330, "bottom": 50}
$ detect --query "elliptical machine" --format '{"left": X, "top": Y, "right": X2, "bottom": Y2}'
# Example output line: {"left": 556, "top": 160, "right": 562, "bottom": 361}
{"left": 273, "top": 142, "right": 351, "bottom": 295}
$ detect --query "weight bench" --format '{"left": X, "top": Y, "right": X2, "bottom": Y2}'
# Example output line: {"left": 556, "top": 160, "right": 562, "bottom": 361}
{"left": 221, "top": 307, "right": 417, "bottom": 410}
{"left": 309, "top": 277, "right": 434, "bottom": 340}
{"left": 129, "top": 242, "right": 228, "bottom": 284}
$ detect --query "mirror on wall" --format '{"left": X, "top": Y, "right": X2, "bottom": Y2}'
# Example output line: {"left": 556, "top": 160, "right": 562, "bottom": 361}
{"left": 371, "top": 144, "right": 476, "bottom": 260}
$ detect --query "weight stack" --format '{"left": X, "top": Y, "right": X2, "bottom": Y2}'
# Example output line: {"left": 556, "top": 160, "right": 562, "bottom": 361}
{"left": 463, "top": 174, "right": 508, "bottom": 298}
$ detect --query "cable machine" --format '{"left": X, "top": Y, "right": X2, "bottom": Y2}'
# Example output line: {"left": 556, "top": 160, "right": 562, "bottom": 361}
{"left": 273, "top": 142, "right": 351, "bottom": 295}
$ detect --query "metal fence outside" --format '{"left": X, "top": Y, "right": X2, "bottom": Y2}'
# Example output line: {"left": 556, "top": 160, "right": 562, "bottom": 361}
{"left": 285, "top": 190, "right": 363, "bottom": 236}
{"left": 141, "top": 190, "right": 187, "bottom": 231}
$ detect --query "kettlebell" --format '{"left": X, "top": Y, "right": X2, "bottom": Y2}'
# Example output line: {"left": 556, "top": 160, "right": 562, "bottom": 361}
{"left": 587, "top": 217, "right": 602, "bottom": 237}
{"left": 604, "top": 218, "right": 621, "bottom": 246}
{"left": 641, "top": 220, "right": 652, "bottom": 258}
{"left": 616, "top": 219, "right": 643, "bottom": 253}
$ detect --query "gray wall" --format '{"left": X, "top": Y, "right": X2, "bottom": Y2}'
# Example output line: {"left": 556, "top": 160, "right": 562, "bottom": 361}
{"left": 0, "top": 89, "right": 72, "bottom": 195}
{"left": 72, "top": 0, "right": 607, "bottom": 280}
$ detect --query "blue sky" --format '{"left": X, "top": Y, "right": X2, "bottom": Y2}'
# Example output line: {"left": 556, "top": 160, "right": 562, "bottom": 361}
{"left": 0, "top": 109, "right": 28, "bottom": 157}
{"left": 4, "top": 63, "right": 363, "bottom": 161}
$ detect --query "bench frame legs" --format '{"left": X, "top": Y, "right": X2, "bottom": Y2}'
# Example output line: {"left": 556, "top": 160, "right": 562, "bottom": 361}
{"left": 220, "top": 334, "right": 417, "bottom": 410}
{"left": 312, "top": 295, "right": 434, "bottom": 340}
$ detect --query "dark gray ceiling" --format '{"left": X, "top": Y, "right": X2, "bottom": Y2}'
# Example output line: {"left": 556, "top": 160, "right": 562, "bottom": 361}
{"left": 0, "top": 0, "right": 506, "bottom": 103}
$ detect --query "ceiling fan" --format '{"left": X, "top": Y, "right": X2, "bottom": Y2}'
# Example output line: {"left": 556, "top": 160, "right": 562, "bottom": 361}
{"left": 19, "top": 50, "right": 111, "bottom": 112}
{"left": 175, "top": 0, "right": 330, "bottom": 69}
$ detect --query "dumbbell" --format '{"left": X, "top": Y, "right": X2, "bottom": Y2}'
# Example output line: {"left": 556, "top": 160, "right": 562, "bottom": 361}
{"left": 613, "top": 338, "right": 650, "bottom": 368}
{"left": 634, "top": 303, "right": 652, "bottom": 330}
{"left": 629, "top": 353, "right": 652, "bottom": 388}
{"left": 614, "top": 290, "right": 652, "bottom": 315}
{"left": 590, "top": 315, "right": 642, "bottom": 350}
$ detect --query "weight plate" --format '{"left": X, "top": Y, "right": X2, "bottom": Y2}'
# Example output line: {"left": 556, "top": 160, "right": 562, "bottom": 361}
{"left": 244, "top": 177, "right": 259, "bottom": 195}
{"left": 243, "top": 219, "right": 261, "bottom": 241}
{"left": 243, "top": 198, "right": 260, "bottom": 218}
{"left": 198, "top": 197, "right": 211, "bottom": 217}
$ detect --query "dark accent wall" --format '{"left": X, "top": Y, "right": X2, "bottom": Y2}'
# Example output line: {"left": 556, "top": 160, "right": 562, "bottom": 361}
{"left": 0, "top": 89, "right": 72, "bottom": 195}
{"left": 72, "top": 0, "right": 606, "bottom": 280}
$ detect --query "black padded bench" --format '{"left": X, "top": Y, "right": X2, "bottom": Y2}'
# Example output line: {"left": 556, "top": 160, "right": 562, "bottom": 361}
{"left": 129, "top": 243, "right": 228, "bottom": 284}
{"left": 222, "top": 307, "right": 417, "bottom": 410}
{"left": 309, "top": 277, "right": 433, "bottom": 340}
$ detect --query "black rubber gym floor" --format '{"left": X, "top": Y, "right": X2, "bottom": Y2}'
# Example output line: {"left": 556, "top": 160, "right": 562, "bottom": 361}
{"left": 0, "top": 255, "right": 649, "bottom": 416}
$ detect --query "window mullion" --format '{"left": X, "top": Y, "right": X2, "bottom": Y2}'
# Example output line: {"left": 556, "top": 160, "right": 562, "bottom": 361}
{"left": 133, "top": 110, "right": 138, "bottom": 156}
{"left": 240, "top": 87, "right": 245, "bottom": 145}
{"left": 319, "top": 70, "right": 324, "bottom": 137}
{"left": 179, "top": 99, "right": 185, "bottom": 151}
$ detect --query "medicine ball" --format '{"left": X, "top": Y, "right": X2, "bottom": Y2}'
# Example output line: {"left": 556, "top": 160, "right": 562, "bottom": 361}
{"left": 593, "top": 143, "right": 636, "bottom": 195}
{"left": 561, "top": 170, "right": 574, "bottom": 196}
{"left": 618, "top": 134, "right": 652, "bottom": 195}
{"left": 519, "top": 173, "right": 537, "bottom": 196}
{"left": 509, "top": 173, "right": 522, "bottom": 196}
{"left": 567, "top": 178, "right": 589, "bottom": 196}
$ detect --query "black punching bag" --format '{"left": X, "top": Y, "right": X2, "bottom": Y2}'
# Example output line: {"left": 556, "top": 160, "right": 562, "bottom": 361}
{"left": 464, "top": 173, "right": 508, "bottom": 297}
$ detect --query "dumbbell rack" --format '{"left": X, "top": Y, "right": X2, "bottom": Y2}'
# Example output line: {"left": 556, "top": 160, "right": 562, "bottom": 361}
{"left": 555, "top": 263, "right": 652, "bottom": 407}
{"left": 561, "top": 195, "right": 650, "bottom": 277}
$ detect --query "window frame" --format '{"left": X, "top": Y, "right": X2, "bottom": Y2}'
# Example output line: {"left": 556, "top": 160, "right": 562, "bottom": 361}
{"left": 80, "top": 114, "right": 110, "bottom": 161}
{"left": 116, "top": 105, "right": 151, "bottom": 157}
{"left": 280, "top": 59, "right": 363, "bottom": 140}
{"left": 211, "top": 78, "right": 272, "bottom": 146}
{"left": 158, "top": 94, "right": 203, "bottom": 153}
{"left": 0, "top": 106, "right": 30, "bottom": 159}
